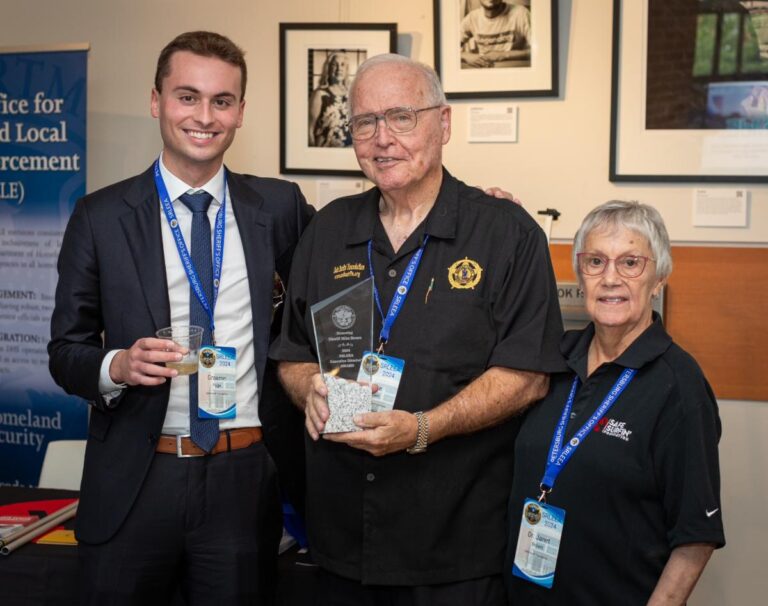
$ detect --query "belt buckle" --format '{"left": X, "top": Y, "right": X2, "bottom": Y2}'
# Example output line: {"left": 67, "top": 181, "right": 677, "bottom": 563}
{"left": 176, "top": 434, "right": 205, "bottom": 458}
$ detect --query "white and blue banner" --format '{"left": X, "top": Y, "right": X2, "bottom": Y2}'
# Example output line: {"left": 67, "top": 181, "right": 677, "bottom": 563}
{"left": 0, "top": 45, "right": 89, "bottom": 486}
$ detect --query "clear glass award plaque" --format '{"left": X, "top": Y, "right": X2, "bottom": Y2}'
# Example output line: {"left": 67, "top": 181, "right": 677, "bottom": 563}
{"left": 310, "top": 277, "right": 374, "bottom": 433}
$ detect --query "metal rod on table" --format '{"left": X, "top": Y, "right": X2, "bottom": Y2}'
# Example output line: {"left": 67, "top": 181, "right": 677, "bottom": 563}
{"left": 0, "top": 500, "right": 78, "bottom": 555}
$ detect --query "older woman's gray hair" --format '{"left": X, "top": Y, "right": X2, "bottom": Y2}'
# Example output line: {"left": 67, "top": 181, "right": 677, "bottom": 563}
{"left": 572, "top": 200, "right": 673, "bottom": 281}
{"left": 347, "top": 53, "right": 447, "bottom": 114}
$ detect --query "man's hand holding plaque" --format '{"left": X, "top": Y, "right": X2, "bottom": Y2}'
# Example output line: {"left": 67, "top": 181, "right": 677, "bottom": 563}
{"left": 311, "top": 278, "right": 375, "bottom": 433}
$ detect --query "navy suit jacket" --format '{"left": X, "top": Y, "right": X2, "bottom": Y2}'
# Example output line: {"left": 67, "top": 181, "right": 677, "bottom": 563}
{"left": 48, "top": 165, "right": 313, "bottom": 543}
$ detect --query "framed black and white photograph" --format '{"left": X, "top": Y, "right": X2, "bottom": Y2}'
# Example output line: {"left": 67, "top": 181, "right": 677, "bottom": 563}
{"left": 433, "top": 0, "right": 558, "bottom": 99}
{"left": 280, "top": 23, "right": 397, "bottom": 176}
{"left": 610, "top": 0, "right": 768, "bottom": 182}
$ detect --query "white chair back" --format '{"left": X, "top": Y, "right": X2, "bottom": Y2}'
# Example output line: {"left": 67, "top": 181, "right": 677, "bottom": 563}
{"left": 37, "top": 439, "right": 87, "bottom": 490}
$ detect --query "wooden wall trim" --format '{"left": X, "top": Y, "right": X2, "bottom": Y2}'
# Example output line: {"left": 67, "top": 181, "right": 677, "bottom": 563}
{"left": 549, "top": 244, "right": 768, "bottom": 401}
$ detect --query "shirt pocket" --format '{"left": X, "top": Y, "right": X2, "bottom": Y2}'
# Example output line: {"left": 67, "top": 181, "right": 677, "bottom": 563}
{"left": 414, "top": 290, "right": 494, "bottom": 377}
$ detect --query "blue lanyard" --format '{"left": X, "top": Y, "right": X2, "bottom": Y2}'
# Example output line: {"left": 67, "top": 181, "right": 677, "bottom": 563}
{"left": 153, "top": 159, "right": 226, "bottom": 343}
{"left": 367, "top": 236, "right": 429, "bottom": 351}
{"left": 539, "top": 367, "right": 636, "bottom": 500}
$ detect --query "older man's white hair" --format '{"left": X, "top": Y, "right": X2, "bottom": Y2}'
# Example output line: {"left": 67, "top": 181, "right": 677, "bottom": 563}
{"left": 348, "top": 53, "right": 447, "bottom": 114}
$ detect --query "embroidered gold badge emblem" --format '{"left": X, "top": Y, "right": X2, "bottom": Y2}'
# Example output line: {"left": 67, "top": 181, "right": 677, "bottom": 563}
{"left": 448, "top": 257, "right": 483, "bottom": 289}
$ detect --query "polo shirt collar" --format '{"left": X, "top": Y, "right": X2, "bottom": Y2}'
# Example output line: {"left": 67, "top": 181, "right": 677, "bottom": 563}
{"left": 562, "top": 312, "right": 672, "bottom": 380}
{"left": 344, "top": 187, "right": 379, "bottom": 246}
{"left": 344, "top": 167, "right": 459, "bottom": 246}
{"left": 424, "top": 168, "right": 459, "bottom": 240}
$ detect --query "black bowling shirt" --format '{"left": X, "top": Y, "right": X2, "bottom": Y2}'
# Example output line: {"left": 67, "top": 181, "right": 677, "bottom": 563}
{"left": 271, "top": 170, "right": 564, "bottom": 585}
{"left": 505, "top": 315, "right": 725, "bottom": 603}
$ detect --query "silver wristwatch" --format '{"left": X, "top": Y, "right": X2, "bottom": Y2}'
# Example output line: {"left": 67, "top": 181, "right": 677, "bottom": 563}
{"left": 406, "top": 411, "right": 429, "bottom": 454}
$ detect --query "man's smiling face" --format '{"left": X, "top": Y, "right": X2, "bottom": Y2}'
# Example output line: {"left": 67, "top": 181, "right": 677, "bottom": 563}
{"left": 151, "top": 50, "right": 244, "bottom": 186}
{"left": 350, "top": 62, "right": 450, "bottom": 197}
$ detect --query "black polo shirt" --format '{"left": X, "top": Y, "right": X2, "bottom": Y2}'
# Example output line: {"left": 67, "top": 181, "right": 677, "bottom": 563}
{"left": 505, "top": 315, "right": 725, "bottom": 604}
{"left": 270, "top": 170, "right": 564, "bottom": 585}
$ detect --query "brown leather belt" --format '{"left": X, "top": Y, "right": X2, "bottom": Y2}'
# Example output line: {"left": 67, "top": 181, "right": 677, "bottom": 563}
{"left": 156, "top": 427, "right": 263, "bottom": 457}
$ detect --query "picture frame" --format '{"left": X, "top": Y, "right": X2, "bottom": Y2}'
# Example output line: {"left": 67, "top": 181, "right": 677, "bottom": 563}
{"left": 433, "top": 0, "right": 558, "bottom": 99}
{"left": 610, "top": 0, "right": 768, "bottom": 183}
{"left": 279, "top": 23, "right": 397, "bottom": 176}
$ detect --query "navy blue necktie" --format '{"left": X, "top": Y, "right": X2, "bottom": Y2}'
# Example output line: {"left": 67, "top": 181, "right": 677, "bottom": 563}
{"left": 179, "top": 191, "right": 219, "bottom": 452}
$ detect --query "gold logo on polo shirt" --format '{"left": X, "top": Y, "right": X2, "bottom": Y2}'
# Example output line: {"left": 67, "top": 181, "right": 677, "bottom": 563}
{"left": 448, "top": 257, "right": 483, "bottom": 289}
{"left": 333, "top": 262, "right": 366, "bottom": 280}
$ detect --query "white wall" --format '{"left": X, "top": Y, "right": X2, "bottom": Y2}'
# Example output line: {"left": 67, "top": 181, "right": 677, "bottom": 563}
{"left": 1, "top": 1, "right": 766, "bottom": 602}
{"left": 2, "top": 0, "right": 767, "bottom": 245}
{"left": 690, "top": 399, "right": 768, "bottom": 605}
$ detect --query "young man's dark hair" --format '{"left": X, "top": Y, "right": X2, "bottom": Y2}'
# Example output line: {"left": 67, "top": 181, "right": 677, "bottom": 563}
{"left": 154, "top": 30, "right": 247, "bottom": 98}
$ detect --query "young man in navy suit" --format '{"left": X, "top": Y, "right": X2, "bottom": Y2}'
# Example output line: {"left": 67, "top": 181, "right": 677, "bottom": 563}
{"left": 49, "top": 31, "right": 312, "bottom": 605}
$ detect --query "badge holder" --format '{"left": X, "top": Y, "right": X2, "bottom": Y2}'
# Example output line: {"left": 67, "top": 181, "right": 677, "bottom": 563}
{"left": 198, "top": 345, "right": 237, "bottom": 419}
{"left": 512, "top": 496, "right": 565, "bottom": 589}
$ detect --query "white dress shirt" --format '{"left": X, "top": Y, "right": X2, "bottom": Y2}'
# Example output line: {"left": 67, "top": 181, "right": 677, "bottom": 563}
{"left": 99, "top": 155, "right": 260, "bottom": 432}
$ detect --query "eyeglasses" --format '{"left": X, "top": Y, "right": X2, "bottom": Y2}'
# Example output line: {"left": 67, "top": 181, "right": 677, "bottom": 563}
{"left": 349, "top": 105, "right": 443, "bottom": 140}
{"left": 576, "top": 253, "right": 655, "bottom": 278}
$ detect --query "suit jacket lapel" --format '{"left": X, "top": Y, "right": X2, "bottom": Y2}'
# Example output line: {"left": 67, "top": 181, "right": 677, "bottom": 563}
{"left": 119, "top": 167, "right": 171, "bottom": 332}
{"left": 115, "top": 169, "right": 273, "bottom": 387}
{"left": 227, "top": 173, "right": 273, "bottom": 391}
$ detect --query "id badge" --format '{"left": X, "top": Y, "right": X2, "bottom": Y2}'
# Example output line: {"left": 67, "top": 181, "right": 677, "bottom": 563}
{"left": 198, "top": 346, "right": 237, "bottom": 419}
{"left": 356, "top": 351, "right": 404, "bottom": 412}
{"left": 512, "top": 498, "right": 565, "bottom": 589}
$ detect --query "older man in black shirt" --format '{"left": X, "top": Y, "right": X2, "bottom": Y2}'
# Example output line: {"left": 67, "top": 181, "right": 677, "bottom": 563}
{"left": 270, "top": 53, "right": 563, "bottom": 604}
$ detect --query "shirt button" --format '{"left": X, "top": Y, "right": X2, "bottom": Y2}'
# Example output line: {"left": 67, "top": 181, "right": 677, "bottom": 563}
{"left": 366, "top": 473, "right": 375, "bottom": 482}
{"left": 387, "top": 269, "right": 397, "bottom": 278}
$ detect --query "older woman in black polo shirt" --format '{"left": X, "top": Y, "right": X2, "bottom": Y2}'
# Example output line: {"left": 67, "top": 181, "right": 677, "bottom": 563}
{"left": 506, "top": 200, "right": 724, "bottom": 605}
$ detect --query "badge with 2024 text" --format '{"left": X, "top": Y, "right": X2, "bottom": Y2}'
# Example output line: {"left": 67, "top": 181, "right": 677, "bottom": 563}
{"left": 356, "top": 352, "right": 404, "bottom": 412}
{"left": 198, "top": 346, "right": 237, "bottom": 419}
{"left": 512, "top": 498, "right": 566, "bottom": 589}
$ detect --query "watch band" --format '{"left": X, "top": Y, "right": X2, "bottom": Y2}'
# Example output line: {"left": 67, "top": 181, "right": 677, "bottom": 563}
{"left": 406, "top": 411, "right": 429, "bottom": 454}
